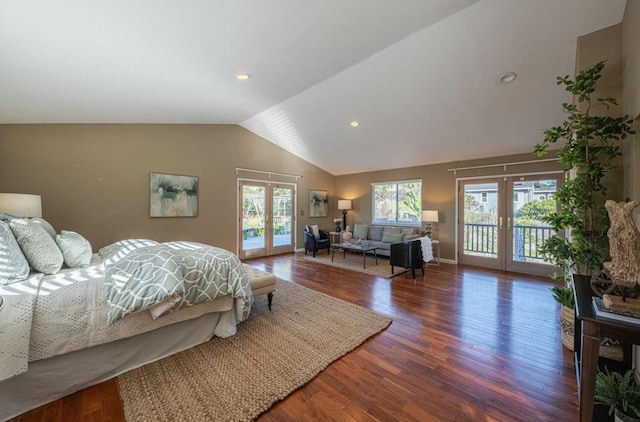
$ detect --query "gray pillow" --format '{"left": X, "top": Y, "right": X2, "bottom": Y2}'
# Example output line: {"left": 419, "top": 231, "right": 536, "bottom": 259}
{"left": 353, "top": 224, "right": 368, "bottom": 240}
{"left": 32, "top": 217, "right": 56, "bottom": 239}
{"left": 381, "top": 232, "right": 403, "bottom": 243}
{"left": 0, "top": 213, "right": 16, "bottom": 222}
{"left": 0, "top": 221, "right": 30, "bottom": 284}
{"left": 56, "top": 230, "right": 92, "bottom": 268}
{"left": 384, "top": 227, "right": 403, "bottom": 235}
{"left": 367, "top": 226, "right": 384, "bottom": 241}
{"left": 401, "top": 228, "right": 418, "bottom": 237}
{"left": 9, "top": 218, "right": 63, "bottom": 275}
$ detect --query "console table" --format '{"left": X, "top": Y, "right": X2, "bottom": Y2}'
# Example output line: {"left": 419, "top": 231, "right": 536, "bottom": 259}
{"left": 573, "top": 275, "right": 640, "bottom": 422}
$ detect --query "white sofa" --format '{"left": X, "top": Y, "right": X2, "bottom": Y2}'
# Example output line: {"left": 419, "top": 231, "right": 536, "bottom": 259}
{"left": 341, "top": 224, "right": 421, "bottom": 257}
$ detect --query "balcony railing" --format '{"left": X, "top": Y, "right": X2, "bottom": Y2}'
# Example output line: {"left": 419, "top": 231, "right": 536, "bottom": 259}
{"left": 463, "top": 223, "right": 552, "bottom": 262}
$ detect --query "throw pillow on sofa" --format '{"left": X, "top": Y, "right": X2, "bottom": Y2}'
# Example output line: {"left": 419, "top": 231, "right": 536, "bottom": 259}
{"left": 353, "top": 224, "right": 368, "bottom": 240}
{"left": 381, "top": 232, "right": 403, "bottom": 243}
{"left": 401, "top": 228, "right": 418, "bottom": 239}
{"left": 367, "top": 226, "right": 384, "bottom": 241}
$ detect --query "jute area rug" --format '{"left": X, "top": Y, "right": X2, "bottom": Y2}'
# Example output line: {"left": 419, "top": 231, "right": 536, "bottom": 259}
{"left": 118, "top": 279, "right": 392, "bottom": 422}
{"left": 302, "top": 250, "right": 399, "bottom": 278}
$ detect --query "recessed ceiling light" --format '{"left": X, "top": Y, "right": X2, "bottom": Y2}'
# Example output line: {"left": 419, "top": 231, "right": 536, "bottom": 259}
{"left": 236, "top": 73, "right": 251, "bottom": 80}
{"left": 499, "top": 72, "right": 517, "bottom": 84}
{"left": 350, "top": 121, "right": 359, "bottom": 127}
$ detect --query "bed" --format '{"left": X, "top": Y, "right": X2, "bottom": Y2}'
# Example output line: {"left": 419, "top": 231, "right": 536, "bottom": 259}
{"left": 0, "top": 238, "right": 253, "bottom": 421}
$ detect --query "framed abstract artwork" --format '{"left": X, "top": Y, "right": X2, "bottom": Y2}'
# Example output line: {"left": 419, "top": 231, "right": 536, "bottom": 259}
{"left": 150, "top": 173, "right": 199, "bottom": 217}
{"left": 309, "top": 189, "right": 328, "bottom": 217}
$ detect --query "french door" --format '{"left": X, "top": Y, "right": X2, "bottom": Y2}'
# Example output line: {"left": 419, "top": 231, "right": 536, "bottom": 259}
{"left": 457, "top": 174, "right": 563, "bottom": 276}
{"left": 238, "top": 181, "right": 295, "bottom": 259}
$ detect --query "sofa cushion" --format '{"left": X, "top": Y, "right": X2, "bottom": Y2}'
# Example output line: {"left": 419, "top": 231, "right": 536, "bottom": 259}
{"left": 383, "top": 227, "right": 402, "bottom": 235}
{"left": 367, "top": 226, "right": 384, "bottom": 241}
{"left": 382, "top": 232, "right": 403, "bottom": 243}
{"left": 353, "top": 224, "right": 368, "bottom": 240}
{"left": 401, "top": 227, "right": 418, "bottom": 237}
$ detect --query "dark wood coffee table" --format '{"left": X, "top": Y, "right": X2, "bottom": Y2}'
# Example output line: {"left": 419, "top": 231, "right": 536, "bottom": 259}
{"left": 331, "top": 242, "right": 378, "bottom": 269}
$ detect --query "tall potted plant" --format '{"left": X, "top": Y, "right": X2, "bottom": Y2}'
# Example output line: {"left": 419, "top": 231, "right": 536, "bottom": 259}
{"left": 534, "top": 60, "right": 635, "bottom": 282}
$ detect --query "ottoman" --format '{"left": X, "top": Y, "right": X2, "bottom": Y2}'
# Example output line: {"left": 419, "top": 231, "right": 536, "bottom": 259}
{"left": 243, "top": 264, "right": 276, "bottom": 310}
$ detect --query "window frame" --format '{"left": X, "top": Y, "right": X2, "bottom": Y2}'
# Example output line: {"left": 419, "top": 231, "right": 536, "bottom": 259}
{"left": 370, "top": 179, "right": 422, "bottom": 226}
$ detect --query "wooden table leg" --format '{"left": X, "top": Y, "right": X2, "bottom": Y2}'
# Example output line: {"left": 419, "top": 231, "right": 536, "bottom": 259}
{"left": 580, "top": 321, "right": 600, "bottom": 422}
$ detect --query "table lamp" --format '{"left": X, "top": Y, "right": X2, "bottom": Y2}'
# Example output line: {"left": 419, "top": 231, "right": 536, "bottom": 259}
{"left": 0, "top": 193, "right": 42, "bottom": 218}
{"left": 421, "top": 210, "right": 439, "bottom": 238}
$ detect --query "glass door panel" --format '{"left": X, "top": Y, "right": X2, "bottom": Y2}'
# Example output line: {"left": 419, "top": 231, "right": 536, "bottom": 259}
{"left": 240, "top": 183, "right": 266, "bottom": 258}
{"left": 239, "top": 181, "right": 296, "bottom": 259}
{"left": 458, "top": 174, "right": 562, "bottom": 275}
{"left": 270, "top": 186, "right": 294, "bottom": 254}
{"left": 506, "top": 175, "right": 561, "bottom": 276}
{"left": 459, "top": 179, "right": 504, "bottom": 270}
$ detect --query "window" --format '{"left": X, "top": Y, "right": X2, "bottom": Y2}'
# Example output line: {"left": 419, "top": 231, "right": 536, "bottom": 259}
{"left": 514, "top": 192, "right": 519, "bottom": 201}
{"left": 481, "top": 192, "right": 488, "bottom": 203}
{"left": 372, "top": 180, "right": 421, "bottom": 224}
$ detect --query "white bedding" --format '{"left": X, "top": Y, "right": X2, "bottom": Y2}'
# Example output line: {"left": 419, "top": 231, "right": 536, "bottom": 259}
{"left": 0, "top": 253, "right": 241, "bottom": 382}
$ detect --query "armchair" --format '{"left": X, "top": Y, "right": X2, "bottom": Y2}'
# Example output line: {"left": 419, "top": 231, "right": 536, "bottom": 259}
{"left": 303, "top": 225, "right": 330, "bottom": 257}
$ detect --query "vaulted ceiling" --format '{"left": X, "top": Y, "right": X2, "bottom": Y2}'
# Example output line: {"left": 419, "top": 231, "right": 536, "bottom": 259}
{"left": 0, "top": 1, "right": 627, "bottom": 175}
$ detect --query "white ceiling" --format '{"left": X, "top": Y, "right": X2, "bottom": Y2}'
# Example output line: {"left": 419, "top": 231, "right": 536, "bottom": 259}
{"left": 0, "top": 0, "right": 627, "bottom": 175}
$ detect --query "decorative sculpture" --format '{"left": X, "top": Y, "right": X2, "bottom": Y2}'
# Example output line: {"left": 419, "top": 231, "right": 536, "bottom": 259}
{"left": 591, "top": 200, "right": 640, "bottom": 300}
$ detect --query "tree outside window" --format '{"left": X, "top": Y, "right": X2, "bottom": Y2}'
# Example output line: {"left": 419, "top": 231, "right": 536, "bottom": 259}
{"left": 372, "top": 180, "right": 421, "bottom": 224}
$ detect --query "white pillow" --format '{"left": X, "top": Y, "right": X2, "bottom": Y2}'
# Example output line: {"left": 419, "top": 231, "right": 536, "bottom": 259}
{"left": 309, "top": 224, "right": 320, "bottom": 239}
{"left": 9, "top": 218, "right": 63, "bottom": 275}
{"left": 55, "top": 230, "right": 92, "bottom": 268}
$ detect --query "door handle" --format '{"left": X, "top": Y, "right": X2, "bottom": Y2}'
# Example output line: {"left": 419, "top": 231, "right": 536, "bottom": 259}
{"left": 507, "top": 217, "right": 512, "bottom": 230}
{"left": 499, "top": 216, "right": 503, "bottom": 229}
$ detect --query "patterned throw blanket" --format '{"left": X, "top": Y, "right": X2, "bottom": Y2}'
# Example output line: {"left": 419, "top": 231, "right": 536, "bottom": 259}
{"left": 99, "top": 239, "right": 252, "bottom": 325}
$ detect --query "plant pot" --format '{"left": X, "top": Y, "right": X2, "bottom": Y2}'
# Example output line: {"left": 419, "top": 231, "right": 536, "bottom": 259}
{"left": 560, "top": 305, "right": 623, "bottom": 360}
{"left": 560, "top": 305, "right": 575, "bottom": 351}
{"left": 615, "top": 409, "right": 640, "bottom": 422}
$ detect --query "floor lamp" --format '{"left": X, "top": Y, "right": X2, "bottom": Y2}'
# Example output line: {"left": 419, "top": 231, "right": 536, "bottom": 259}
{"left": 338, "top": 199, "right": 352, "bottom": 231}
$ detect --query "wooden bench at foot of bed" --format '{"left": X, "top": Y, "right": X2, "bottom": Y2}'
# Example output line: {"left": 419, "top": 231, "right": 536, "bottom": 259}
{"left": 243, "top": 264, "right": 276, "bottom": 310}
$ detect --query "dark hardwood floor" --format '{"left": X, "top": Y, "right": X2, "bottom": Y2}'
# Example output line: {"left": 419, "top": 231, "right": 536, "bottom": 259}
{"left": 12, "top": 253, "right": 579, "bottom": 422}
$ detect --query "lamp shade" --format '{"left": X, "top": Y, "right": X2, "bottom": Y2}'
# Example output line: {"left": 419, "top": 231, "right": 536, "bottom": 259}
{"left": 337, "top": 199, "right": 352, "bottom": 210}
{"left": 421, "top": 210, "right": 439, "bottom": 223}
{"left": 0, "top": 193, "right": 42, "bottom": 218}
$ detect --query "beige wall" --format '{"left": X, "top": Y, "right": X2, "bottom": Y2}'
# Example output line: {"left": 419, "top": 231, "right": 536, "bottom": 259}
{"left": 623, "top": 0, "right": 640, "bottom": 202}
{"left": 0, "top": 125, "right": 335, "bottom": 253}
{"left": 575, "top": 24, "right": 625, "bottom": 205}
{"left": 336, "top": 153, "right": 564, "bottom": 261}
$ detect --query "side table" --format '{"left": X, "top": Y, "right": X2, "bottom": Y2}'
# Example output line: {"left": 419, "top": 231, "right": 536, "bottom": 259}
{"left": 430, "top": 239, "right": 440, "bottom": 266}
{"left": 329, "top": 231, "right": 341, "bottom": 245}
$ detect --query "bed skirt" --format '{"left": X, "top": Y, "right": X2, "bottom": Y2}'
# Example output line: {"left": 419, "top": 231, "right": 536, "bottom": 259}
{"left": 0, "top": 311, "right": 227, "bottom": 421}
